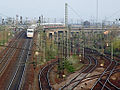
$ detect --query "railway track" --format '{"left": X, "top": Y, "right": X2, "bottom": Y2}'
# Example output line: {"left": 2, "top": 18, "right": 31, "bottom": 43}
{"left": 37, "top": 42, "right": 119, "bottom": 90}
{"left": 39, "top": 61, "right": 57, "bottom": 90}
{"left": 85, "top": 48, "right": 120, "bottom": 90}
{"left": 59, "top": 55, "right": 98, "bottom": 90}
{"left": 0, "top": 31, "right": 26, "bottom": 89}
{"left": 18, "top": 38, "right": 33, "bottom": 90}
{"left": 86, "top": 48, "right": 119, "bottom": 90}
{"left": 108, "top": 63, "right": 120, "bottom": 89}
{"left": 91, "top": 61, "right": 118, "bottom": 90}
{"left": 7, "top": 38, "right": 33, "bottom": 90}
{"left": 57, "top": 48, "right": 119, "bottom": 90}
{"left": 67, "top": 68, "right": 120, "bottom": 88}
{"left": 0, "top": 32, "right": 25, "bottom": 77}
{"left": 0, "top": 31, "right": 33, "bottom": 90}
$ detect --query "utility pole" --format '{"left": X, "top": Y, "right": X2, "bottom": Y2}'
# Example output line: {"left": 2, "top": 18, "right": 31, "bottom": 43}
{"left": 41, "top": 15, "right": 43, "bottom": 24}
{"left": 57, "top": 32, "right": 61, "bottom": 78}
{"left": 111, "top": 42, "right": 113, "bottom": 60}
{"left": 16, "top": 14, "right": 19, "bottom": 25}
{"left": 38, "top": 16, "right": 41, "bottom": 26}
{"left": 43, "top": 30, "right": 46, "bottom": 62}
{"left": 96, "top": 0, "right": 98, "bottom": 27}
{"left": 65, "top": 3, "right": 70, "bottom": 57}
{"left": 54, "top": 18, "right": 56, "bottom": 23}
{"left": 111, "top": 30, "right": 113, "bottom": 60}
{"left": 82, "top": 26, "right": 85, "bottom": 59}
{"left": 12, "top": 17, "right": 15, "bottom": 26}
{"left": 20, "top": 16, "right": 22, "bottom": 25}
{"left": 2, "top": 18, "right": 4, "bottom": 25}
{"left": 65, "top": 3, "right": 68, "bottom": 27}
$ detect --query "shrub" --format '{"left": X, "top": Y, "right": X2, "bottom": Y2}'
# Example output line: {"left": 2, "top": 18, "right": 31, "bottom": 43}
{"left": 64, "top": 60, "right": 75, "bottom": 73}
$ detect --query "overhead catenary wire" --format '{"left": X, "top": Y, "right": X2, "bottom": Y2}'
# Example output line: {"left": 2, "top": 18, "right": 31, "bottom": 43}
{"left": 0, "top": 13, "right": 9, "bottom": 18}
{"left": 67, "top": 4, "right": 81, "bottom": 19}
{"left": 105, "top": 9, "right": 120, "bottom": 20}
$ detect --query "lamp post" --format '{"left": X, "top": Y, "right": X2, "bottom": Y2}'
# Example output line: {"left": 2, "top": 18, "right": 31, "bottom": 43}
{"left": 96, "top": 0, "right": 98, "bottom": 27}
{"left": 81, "top": 25, "right": 85, "bottom": 59}
{"left": 33, "top": 51, "right": 39, "bottom": 90}
{"left": 110, "top": 30, "right": 114, "bottom": 60}
{"left": 111, "top": 41, "right": 113, "bottom": 60}
{"left": 43, "top": 30, "right": 46, "bottom": 62}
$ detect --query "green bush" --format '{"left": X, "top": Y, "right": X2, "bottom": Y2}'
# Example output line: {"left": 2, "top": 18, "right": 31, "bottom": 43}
{"left": 113, "top": 40, "right": 120, "bottom": 52}
{"left": 64, "top": 60, "right": 75, "bottom": 73}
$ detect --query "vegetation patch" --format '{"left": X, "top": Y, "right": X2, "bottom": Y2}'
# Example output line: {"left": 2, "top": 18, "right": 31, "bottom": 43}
{"left": 64, "top": 60, "right": 75, "bottom": 73}
{"left": 64, "top": 54, "right": 84, "bottom": 73}
{"left": 104, "top": 38, "right": 120, "bottom": 57}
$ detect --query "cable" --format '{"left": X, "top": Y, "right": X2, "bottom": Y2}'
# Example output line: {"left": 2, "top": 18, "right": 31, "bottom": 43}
{"left": 0, "top": 13, "right": 8, "bottom": 18}
{"left": 105, "top": 9, "right": 120, "bottom": 20}
{"left": 67, "top": 4, "right": 81, "bottom": 19}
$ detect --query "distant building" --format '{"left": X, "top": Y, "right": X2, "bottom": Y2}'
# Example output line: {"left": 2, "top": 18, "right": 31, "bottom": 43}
{"left": 83, "top": 21, "right": 90, "bottom": 28}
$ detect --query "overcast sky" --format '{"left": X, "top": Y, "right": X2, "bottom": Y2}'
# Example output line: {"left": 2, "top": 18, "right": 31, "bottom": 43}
{"left": 0, "top": 0, "right": 120, "bottom": 21}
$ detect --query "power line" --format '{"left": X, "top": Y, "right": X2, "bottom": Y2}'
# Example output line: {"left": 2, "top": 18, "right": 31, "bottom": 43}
{"left": 96, "top": 0, "right": 98, "bottom": 23}
{"left": 0, "top": 13, "right": 8, "bottom": 18}
{"left": 105, "top": 9, "right": 120, "bottom": 20}
{"left": 67, "top": 4, "right": 81, "bottom": 19}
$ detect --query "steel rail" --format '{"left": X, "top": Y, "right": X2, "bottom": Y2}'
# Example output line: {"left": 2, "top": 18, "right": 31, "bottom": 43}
{"left": 18, "top": 39, "right": 33, "bottom": 90}
{"left": 108, "top": 79, "right": 120, "bottom": 90}
{"left": 59, "top": 56, "right": 91, "bottom": 90}
{"left": 7, "top": 37, "right": 32, "bottom": 90}
{"left": 7, "top": 38, "right": 29, "bottom": 90}
{"left": 60, "top": 55, "right": 98, "bottom": 90}
{"left": 70, "top": 56, "right": 98, "bottom": 90}
{"left": 0, "top": 32, "right": 25, "bottom": 76}
{"left": 0, "top": 32, "right": 24, "bottom": 64}
{"left": 101, "top": 62, "right": 118, "bottom": 90}
{"left": 91, "top": 60, "right": 116, "bottom": 90}
{"left": 39, "top": 61, "right": 57, "bottom": 90}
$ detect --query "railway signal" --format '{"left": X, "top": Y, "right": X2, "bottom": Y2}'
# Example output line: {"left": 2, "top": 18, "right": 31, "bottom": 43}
{"left": 2, "top": 18, "right": 4, "bottom": 25}
{"left": 20, "top": 16, "right": 22, "bottom": 24}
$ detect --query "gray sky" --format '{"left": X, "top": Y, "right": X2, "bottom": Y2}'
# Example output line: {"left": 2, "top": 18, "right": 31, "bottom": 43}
{"left": 0, "top": 0, "right": 120, "bottom": 21}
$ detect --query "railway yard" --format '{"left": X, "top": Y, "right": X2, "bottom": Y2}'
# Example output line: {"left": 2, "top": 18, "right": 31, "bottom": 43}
{"left": 0, "top": 24, "right": 120, "bottom": 90}
{"left": 1, "top": 0, "right": 120, "bottom": 90}
{"left": 0, "top": 1, "right": 120, "bottom": 89}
